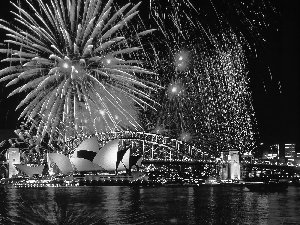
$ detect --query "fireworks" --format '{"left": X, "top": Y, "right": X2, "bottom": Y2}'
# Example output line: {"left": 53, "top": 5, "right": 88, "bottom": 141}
{"left": 146, "top": 0, "right": 261, "bottom": 154}
{"left": 0, "top": 0, "right": 159, "bottom": 145}
{"left": 0, "top": 0, "right": 280, "bottom": 156}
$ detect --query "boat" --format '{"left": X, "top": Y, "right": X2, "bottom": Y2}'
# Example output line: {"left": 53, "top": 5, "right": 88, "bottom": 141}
{"left": 244, "top": 179, "right": 289, "bottom": 192}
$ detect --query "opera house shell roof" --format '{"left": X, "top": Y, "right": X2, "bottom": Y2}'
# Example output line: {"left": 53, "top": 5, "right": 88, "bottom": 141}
{"left": 14, "top": 164, "right": 44, "bottom": 177}
{"left": 15, "top": 137, "right": 142, "bottom": 177}
{"left": 47, "top": 153, "right": 73, "bottom": 174}
{"left": 15, "top": 137, "right": 139, "bottom": 177}
{"left": 68, "top": 137, "right": 130, "bottom": 172}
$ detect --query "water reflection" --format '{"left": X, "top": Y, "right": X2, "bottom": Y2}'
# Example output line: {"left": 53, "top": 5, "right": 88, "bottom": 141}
{"left": 1, "top": 186, "right": 300, "bottom": 224}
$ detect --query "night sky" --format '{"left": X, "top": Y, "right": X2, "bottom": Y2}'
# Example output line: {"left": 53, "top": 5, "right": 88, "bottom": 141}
{"left": 251, "top": 0, "right": 299, "bottom": 144}
{"left": 0, "top": 0, "right": 299, "bottom": 145}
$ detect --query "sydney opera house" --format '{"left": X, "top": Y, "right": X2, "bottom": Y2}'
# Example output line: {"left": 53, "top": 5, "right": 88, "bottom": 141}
{"left": 12, "top": 136, "right": 147, "bottom": 186}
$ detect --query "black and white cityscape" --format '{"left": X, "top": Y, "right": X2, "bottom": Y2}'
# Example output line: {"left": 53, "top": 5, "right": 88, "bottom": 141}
{"left": 0, "top": 0, "right": 299, "bottom": 224}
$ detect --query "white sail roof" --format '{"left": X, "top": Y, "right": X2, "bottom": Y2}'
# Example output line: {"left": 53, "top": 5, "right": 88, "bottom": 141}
{"left": 70, "top": 158, "right": 103, "bottom": 172}
{"left": 48, "top": 153, "right": 73, "bottom": 175}
{"left": 92, "top": 139, "right": 131, "bottom": 172}
{"left": 93, "top": 139, "right": 119, "bottom": 171}
{"left": 14, "top": 164, "right": 44, "bottom": 177}
{"left": 136, "top": 157, "right": 142, "bottom": 167}
{"left": 72, "top": 136, "right": 99, "bottom": 158}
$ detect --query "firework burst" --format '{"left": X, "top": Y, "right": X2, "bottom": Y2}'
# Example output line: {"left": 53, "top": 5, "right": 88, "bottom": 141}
{"left": 0, "top": 0, "right": 159, "bottom": 146}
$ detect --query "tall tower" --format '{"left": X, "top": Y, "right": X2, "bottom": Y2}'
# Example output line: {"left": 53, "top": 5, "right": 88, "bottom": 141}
{"left": 220, "top": 150, "right": 241, "bottom": 180}
{"left": 285, "top": 144, "right": 296, "bottom": 164}
{"left": 6, "top": 148, "right": 20, "bottom": 178}
{"left": 229, "top": 150, "right": 240, "bottom": 180}
{"left": 220, "top": 151, "right": 230, "bottom": 180}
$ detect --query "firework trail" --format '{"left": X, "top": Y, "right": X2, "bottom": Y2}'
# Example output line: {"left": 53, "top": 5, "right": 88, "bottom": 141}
{"left": 196, "top": 34, "right": 258, "bottom": 152}
{"left": 146, "top": 0, "right": 264, "bottom": 154}
{"left": 0, "top": 0, "right": 159, "bottom": 147}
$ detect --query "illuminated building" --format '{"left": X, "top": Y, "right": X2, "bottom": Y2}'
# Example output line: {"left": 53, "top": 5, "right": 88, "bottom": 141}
{"left": 270, "top": 144, "right": 280, "bottom": 159}
{"left": 295, "top": 152, "right": 300, "bottom": 166}
{"left": 285, "top": 144, "right": 296, "bottom": 163}
{"left": 6, "top": 148, "right": 20, "bottom": 178}
{"left": 220, "top": 150, "right": 241, "bottom": 180}
{"left": 229, "top": 150, "right": 241, "bottom": 180}
{"left": 241, "top": 152, "right": 253, "bottom": 164}
{"left": 265, "top": 145, "right": 278, "bottom": 162}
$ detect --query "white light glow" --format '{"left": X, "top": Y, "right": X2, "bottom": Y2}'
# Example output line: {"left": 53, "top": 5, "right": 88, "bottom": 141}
{"left": 100, "top": 110, "right": 105, "bottom": 116}
{"left": 62, "top": 62, "right": 69, "bottom": 69}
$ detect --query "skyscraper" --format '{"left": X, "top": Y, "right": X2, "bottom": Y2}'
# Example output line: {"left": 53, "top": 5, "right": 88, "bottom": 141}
{"left": 285, "top": 144, "right": 296, "bottom": 163}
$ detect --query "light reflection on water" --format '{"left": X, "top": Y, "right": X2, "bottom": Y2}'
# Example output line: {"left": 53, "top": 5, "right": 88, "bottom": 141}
{"left": 1, "top": 185, "right": 300, "bottom": 224}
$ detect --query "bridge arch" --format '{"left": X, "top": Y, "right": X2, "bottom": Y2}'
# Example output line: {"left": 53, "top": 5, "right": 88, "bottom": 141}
{"left": 95, "top": 131, "right": 210, "bottom": 162}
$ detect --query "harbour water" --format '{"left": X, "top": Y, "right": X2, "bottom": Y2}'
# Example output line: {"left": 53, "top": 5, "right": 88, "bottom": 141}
{"left": 1, "top": 185, "right": 300, "bottom": 224}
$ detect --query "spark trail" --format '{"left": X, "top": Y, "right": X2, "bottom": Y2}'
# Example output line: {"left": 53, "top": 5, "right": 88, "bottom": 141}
{"left": 146, "top": 0, "right": 260, "bottom": 154}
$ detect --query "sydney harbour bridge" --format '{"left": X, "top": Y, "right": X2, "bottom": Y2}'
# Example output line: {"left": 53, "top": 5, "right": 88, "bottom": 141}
{"left": 65, "top": 131, "right": 213, "bottom": 163}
